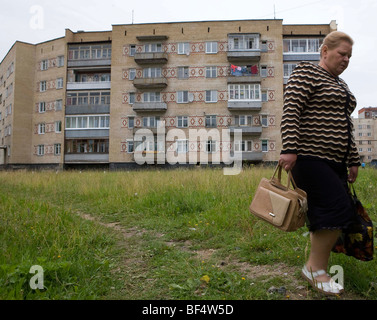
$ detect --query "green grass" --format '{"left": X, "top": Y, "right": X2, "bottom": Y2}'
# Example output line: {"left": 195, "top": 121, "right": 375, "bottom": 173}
{"left": 0, "top": 166, "right": 376, "bottom": 300}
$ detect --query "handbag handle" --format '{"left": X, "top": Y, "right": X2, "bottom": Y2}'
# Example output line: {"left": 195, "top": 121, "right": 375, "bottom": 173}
{"left": 271, "top": 164, "right": 298, "bottom": 191}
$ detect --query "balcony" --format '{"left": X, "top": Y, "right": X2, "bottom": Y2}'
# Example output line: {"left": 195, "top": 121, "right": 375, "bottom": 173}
{"left": 132, "top": 102, "right": 167, "bottom": 112}
{"left": 227, "top": 50, "right": 261, "bottom": 62}
{"left": 228, "top": 101, "right": 262, "bottom": 111}
{"left": 241, "top": 152, "right": 263, "bottom": 161}
{"left": 133, "top": 77, "right": 168, "bottom": 89}
{"left": 65, "top": 129, "right": 109, "bottom": 139}
{"left": 67, "top": 81, "right": 111, "bottom": 90}
{"left": 283, "top": 53, "right": 320, "bottom": 62}
{"left": 65, "top": 153, "right": 109, "bottom": 163}
{"left": 65, "top": 104, "right": 110, "bottom": 115}
{"left": 229, "top": 126, "right": 262, "bottom": 136}
{"left": 227, "top": 34, "right": 261, "bottom": 62}
{"left": 134, "top": 52, "right": 168, "bottom": 65}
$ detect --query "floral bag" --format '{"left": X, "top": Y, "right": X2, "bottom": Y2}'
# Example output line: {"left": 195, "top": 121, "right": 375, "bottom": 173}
{"left": 332, "top": 184, "right": 374, "bottom": 261}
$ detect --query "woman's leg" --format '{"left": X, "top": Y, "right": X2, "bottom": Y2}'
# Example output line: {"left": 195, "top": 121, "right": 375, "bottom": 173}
{"left": 305, "top": 229, "right": 341, "bottom": 282}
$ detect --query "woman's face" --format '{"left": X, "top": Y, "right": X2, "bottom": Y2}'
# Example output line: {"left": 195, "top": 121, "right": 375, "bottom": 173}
{"left": 320, "top": 41, "right": 353, "bottom": 77}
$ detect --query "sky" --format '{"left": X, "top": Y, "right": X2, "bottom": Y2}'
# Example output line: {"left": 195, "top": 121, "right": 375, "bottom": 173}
{"left": 0, "top": 0, "right": 376, "bottom": 116}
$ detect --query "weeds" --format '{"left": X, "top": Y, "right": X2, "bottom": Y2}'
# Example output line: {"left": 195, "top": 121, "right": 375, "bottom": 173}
{"left": 0, "top": 166, "right": 376, "bottom": 300}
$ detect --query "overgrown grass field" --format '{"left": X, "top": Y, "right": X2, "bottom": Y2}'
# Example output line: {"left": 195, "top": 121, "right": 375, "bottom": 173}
{"left": 0, "top": 166, "right": 376, "bottom": 300}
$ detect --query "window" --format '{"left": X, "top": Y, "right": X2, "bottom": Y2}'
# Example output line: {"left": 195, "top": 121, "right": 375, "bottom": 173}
{"left": 143, "top": 68, "right": 161, "bottom": 78}
{"left": 41, "top": 60, "right": 48, "bottom": 71}
{"left": 54, "top": 144, "right": 61, "bottom": 156}
{"left": 143, "top": 116, "right": 159, "bottom": 128}
{"left": 130, "top": 45, "right": 136, "bottom": 56}
{"left": 206, "top": 67, "right": 217, "bottom": 78}
{"left": 56, "top": 78, "right": 63, "bottom": 89}
{"left": 144, "top": 92, "right": 161, "bottom": 102}
{"left": 145, "top": 43, "right": 162, "bottom": 53}
{"left": 38, "top": 123, "right": 45, "bottom": 134}
{"left": 206, "top": 42, "right": 218, "bottom": 54}
{"left": 261, "top": 140, "right": 268, "bottom": 152}
{"left": 65, "top": 139, "right": 109, "bottom": 154}
{"left": 176, "top": 140, "right": 188, "bottom": 153}
{"left": 58, "top": 56, "right": 64, "bottom": 67}
{"left": 261, "top": 115, "right": 268, "bottom": 127}
{"left": 129, "top": 68, "right": 136, "bottom": 80}
{"left": 127, "top": 140, "right": 134, "bottom": 153}
{"left": 177, "top": 116, "right": 188, "bottom": 128}
{"left": 261, "top": 66, "right": 268, "bottom": 78}
{"left": 178, "top": 67, "right": 189, "bottom": 79}
{"left": 177, "top": 91, "right": 189, "bottom": 103}
{"left": 128, "top": 117, "right": 135, "bottom": 128}
{"left": 38, "top": 145, "right": 45, "bottom": 156}
{"left": 40, "top": 81, "right": 46, "bottom": 92}
{"left": 55, "top": 121, "right": 62, "bottom": 133}
{"left": 56, "top": 99, "right": 63, "bottom": 111}
{"left": 228, "top": 84, "right": 261, "bottom": 101}
{"left": 206, "top": 90, "right": 217, "bottom": 103}
{"left": 65, "top": 116, "right": 110, "bottom": 129}
{"left": 234, "top": 140, "right": 252, "bottom": 152}
{"left": 284, "top": 64, "right": 297, "bottom": 79}
{"left": 283, "top": 38, "right": 322, "bottom": 53}
{"left": 129, "top": 93, "right": 135, "bottom": 104}
{"left": 206, "top": 140, "right": 216, "bottom": 153}
{"left": 66, "top": 91, "right": 110, "bottom": 106}
{"left": 178, "top": 42, "right": 190, "bottom": 54}
{"left": 206, "top": 115, "right": 217, "bottom": 128}
{"left": 229, "top": 34, "right": 259, "bottom": 50}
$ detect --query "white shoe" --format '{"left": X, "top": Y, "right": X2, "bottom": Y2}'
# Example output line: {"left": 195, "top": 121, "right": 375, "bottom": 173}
{"left": 301, "top": 265, "right": 344, "bottom": 296}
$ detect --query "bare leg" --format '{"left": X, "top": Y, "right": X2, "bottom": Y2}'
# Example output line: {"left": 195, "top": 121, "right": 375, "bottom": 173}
{"left": 305, "top": 229, "right": 341, "bottom": 282}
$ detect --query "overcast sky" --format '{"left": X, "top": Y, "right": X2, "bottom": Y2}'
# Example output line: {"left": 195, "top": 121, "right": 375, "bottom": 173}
{"left": 1, "top": 0, "right": 376, "bottom": 116}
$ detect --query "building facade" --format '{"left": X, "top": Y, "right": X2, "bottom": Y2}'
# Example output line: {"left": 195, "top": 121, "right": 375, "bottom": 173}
{"left": 0, "top": 19, "right": 337, "bottom": 169}
{"left": 353, "top": 107, "right": 377, "bottom": 163}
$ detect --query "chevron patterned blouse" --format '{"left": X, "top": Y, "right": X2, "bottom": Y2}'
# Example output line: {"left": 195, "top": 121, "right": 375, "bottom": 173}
{"left": 281, "top": 61, "right": 361, "bottom": 167}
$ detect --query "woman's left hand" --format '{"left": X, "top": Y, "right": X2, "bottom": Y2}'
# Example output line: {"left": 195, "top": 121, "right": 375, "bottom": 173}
{"left": 348, "top": 166, "right": 359, "bottom": 183}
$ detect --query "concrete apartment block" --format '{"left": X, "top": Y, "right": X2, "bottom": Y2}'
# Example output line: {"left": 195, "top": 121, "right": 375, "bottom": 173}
{"left": 0, "top": 19, "right": 337, "bottom": 169}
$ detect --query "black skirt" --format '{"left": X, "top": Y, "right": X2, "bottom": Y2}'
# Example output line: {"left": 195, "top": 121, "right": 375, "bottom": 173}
{"left": 291, "top": 156, "right": 354, "bottom": 232}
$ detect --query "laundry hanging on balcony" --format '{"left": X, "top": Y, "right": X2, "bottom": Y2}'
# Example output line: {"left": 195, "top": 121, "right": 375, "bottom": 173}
{"left": 230, "top": 64, "right": 259, "bottom": 76}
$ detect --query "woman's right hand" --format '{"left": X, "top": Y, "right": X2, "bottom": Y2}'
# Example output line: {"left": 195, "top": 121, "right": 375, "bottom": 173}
{"left": 279, "top": 154, "right": 297, "bottom": 171}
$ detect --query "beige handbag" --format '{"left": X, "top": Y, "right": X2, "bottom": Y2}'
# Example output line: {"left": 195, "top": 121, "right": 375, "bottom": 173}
{"left": 249, "top": 165, "right": 308, "bottom": 232}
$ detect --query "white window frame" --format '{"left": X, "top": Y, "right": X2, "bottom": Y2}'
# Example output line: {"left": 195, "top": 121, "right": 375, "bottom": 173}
{"left": 41, "top": 60, "right": 48, "bottom": 71}
{"left": 178, "top": 66, "right": 189, "bottom": 79}
{"left": 143, "top": 92, "right": 161, "bottom": 103}
{"left": 57, "top": 56, "right": 65, "bottom": 67}
{"left": 55, "top": 121, "right": 62, "bottom": 133}
{"left": 176, "top": 139, "right": 188, "bottom": 153}
{"left": 177, "top": 116, "right": 188, "bottom": 128}
{"left": 205, "top": 90, "right": 217, "bottom": 103}
{"left": 177, "top": 91, "right": 189, "bottom": 103}
{"left": 143, "top": 67, "right": 162, "bottom": 78}
{"left": 178, "top": 42, "right": 190, "bottom": 55}
{"left": 228, "top": 84, "right": 261, "bottom": 101}
{"left": 206, "top": 42, "right": 218, "bottom": 54}
{"left": 206, "top": 66, "right": 217, "bottom": 78}
{"left": 54, "top": 144, "right": 61, "bottom": 156}
{"left": 205, "top": 115, "right": 217, "bottom": 128}
{"left": 129, "top": 68, "right": 136, "bottom": 80}
{"left": 206, "top": 140, "right": 217, "bottom": 153}
{"left": 40, "top": 81, "right": 47, "bottom": 92}
{"left": 38, "top": 123, "right": 46, "bottom": 135}
{"left": 56, "top": 78, "right": 63, "bottom": 89}
{"left": 38, "top": 145, "right": 45, "bottom": 156}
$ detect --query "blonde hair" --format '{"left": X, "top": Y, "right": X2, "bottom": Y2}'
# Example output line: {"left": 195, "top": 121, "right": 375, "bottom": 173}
{"left": 320, "top": 31, "right": 354, "bottom": 57}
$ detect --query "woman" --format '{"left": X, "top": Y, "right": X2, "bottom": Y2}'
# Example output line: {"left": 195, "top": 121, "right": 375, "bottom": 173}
{"left": 279, "top": 31, "right": 360, "bottom": 296}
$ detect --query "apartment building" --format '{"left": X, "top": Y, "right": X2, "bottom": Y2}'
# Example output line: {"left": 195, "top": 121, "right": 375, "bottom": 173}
{"left": 353, "top": 107, "right": 377, "bottom": 163}
{"left": 0, "top": 19, "right": 337, "bottom": 169}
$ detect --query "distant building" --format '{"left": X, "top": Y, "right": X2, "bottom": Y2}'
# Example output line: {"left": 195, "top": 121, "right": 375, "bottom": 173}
{"left": 353, "top": 107, "right": 377, "bottom": 163}
{"left": 0, "top": 19, "right": 337, "bottom": 169}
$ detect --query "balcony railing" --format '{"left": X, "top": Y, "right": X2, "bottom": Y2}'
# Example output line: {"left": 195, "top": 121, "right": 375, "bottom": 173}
{"left": 133, "top": 77, "right": 168, "bottom": 89}
{"left": 229, "top": 126, "right": 262, "bottom": 136}
{"left": 132, "top": 102, "right": 167, "bottom": 112}
{"left": 134, "top": 52, "right": 168, "bottom": 65}
{"left": 228, "top": 100, "right": 262, "bottom": 111}
{"left": 67, "top": 81, "right": 111, "bottom": 90}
